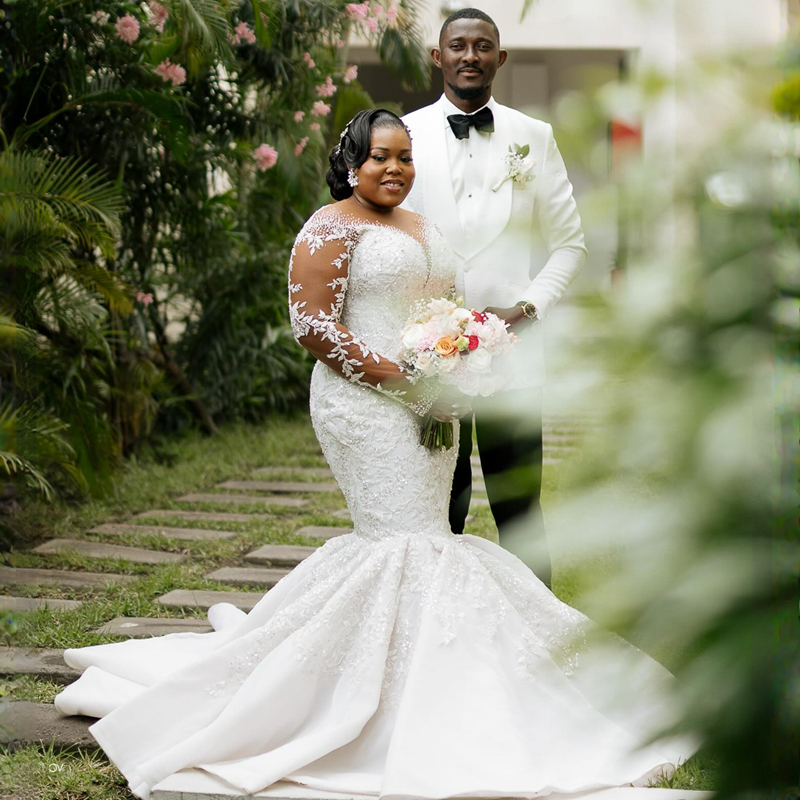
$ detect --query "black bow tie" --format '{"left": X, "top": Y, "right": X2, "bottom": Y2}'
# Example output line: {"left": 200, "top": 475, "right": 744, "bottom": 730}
{"left": 446, "top": 106, "right": 495, "bottom": 140}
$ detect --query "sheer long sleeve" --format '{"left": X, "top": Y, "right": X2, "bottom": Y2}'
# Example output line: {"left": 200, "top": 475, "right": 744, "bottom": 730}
{"left": 288, "top": 211, "right": 439, "bottom": 416}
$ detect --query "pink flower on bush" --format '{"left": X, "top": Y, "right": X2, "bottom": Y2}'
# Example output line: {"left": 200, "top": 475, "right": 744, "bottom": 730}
{"left": 311, "top": 100, "right": 331, "bottom": 117}
{"left": 336, "top": 39, "right": 346, "bottom": 48}
{"left": 346, "top": 3, "right": 369, "bottom": 20}
{"left": 295, "top": 136, "right": 310, "bottom": 156}
{"left": 253, "top": 144, "right": 278, "bottom": 171}
{"left": 386, "top": 3, "right": 398, "bottom": 23}
{"left": 303, "top": 51, "right": 316, "bottom": 69}
{"left": 90, "top": 10, "right": 110, "bottom": 25}
{"left": 310, "top": 122, "right": 321, "bottom": 132}
{"left": 293, "top": 110, "right": 305, "bottom": 122}
{"left": 155, "top": 59, "right": 186, "bottom": 86}
{"left": 149, "top": 2, "right": 168, "bottom": 32}
{"left": 115, "top": 13, "right": 140, "bottom": 44}
{"left": 364, "top": 16, "right": 379, "bottom": 34}
{"left": 315, "top": 76, "right": 337, "bottom": 98}
{"left": 136, "top": 291, "right": 154, "bottom": 307}
{"left": 234, "top": 22, "right": 256, "bottom": 44}
{"left": 343, "top": 64, "right": 358, "bottom": 84}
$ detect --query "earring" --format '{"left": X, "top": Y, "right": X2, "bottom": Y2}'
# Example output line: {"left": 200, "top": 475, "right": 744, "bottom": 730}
{"left": 347, "top": 168, "right": 359, "bottom": 188}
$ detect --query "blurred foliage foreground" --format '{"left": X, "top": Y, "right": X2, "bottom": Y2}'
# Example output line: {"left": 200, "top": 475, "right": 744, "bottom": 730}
{"left": 0, "top": 0, "right": 429, "bottom": 523}
{"left": 506, "top": 41, "right": 799, "bottom": 800}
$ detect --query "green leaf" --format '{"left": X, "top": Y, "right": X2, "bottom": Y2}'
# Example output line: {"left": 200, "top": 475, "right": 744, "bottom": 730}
{"left": 520, "top": 144, "right": 530, "bottom": 157}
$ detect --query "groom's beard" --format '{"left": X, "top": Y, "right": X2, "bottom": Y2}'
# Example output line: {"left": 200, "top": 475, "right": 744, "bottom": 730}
{"left": 446, "top": 81, "right": 490, "bottom": 102}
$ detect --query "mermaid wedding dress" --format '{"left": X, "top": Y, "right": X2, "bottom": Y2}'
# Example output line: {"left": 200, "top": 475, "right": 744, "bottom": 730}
{"left": 54, "top": 207, "right": 698, "bottom": 800}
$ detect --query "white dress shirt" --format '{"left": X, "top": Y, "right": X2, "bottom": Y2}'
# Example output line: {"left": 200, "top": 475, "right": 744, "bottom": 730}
{"left": 440, "top": 95, "right": 496, "bottom": 237}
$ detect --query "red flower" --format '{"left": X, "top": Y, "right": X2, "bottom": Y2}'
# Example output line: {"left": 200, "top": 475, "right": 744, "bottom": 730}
{"left": 471, "top": 310, "right": 487, "bottom": 323}
{"left": 468, "top": 335, "right": 479, "bottom": 351}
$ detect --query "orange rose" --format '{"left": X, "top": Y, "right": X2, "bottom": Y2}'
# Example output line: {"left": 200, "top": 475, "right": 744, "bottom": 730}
{"left": 434, "top": 336, "right": 459, "bottom": 357}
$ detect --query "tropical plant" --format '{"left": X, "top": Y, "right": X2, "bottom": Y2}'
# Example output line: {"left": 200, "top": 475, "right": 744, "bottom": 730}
{"left": 0, "top": 0, "right": 431, "bottom": 512}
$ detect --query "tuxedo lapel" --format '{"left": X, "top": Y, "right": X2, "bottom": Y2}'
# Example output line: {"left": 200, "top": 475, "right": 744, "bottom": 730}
{"left": 420, "top": 100, "right": 465, "bottom": 257}
{"left": 462, "top": 103, "right": 514, "bottom": 261}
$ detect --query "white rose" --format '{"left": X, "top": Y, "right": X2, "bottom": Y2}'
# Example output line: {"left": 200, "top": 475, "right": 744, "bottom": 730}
{"left": 466, "top": 348, "right": 492, "bottom": 373}
{"left": 452, "top": 307, "right": 472, "bottom": 324}
{"left": 401, "top": 324, "right": 425, "bottom": 351}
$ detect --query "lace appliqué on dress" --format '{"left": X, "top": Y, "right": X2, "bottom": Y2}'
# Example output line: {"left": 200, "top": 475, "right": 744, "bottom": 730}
{"left": 288, "top": 208, "right": 440, "bottom": 417}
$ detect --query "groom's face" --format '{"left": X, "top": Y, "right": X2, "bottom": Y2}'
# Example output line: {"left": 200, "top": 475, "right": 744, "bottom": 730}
{"left": 433, "top": 18, "right": 507, "bottom": 104}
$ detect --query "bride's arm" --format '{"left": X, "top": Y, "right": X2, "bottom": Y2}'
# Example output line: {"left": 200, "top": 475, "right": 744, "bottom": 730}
{"left": 288, "top": 217, "right": 439, "bottom": 416}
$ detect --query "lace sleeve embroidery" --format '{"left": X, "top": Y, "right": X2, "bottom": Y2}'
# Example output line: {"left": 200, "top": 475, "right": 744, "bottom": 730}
{"left": 288, "top": 209, "right": 438, "bottom": 416}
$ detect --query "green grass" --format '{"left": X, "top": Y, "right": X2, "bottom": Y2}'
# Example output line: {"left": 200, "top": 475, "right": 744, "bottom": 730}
{"left": 0, "top": 412, "right": 716, "bottom": 795}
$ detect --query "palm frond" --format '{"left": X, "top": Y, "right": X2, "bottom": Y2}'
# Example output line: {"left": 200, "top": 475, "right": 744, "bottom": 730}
{"left": 378, "top": 4, "right": 430, "bottom": 92}
{"left": 175, "top": 0, "right": 236, "bottom": 75}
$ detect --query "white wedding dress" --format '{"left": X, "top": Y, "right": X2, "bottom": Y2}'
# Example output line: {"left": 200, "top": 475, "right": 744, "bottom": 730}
{"left": 55, "top": 207, "right": 698, "bottom": 800}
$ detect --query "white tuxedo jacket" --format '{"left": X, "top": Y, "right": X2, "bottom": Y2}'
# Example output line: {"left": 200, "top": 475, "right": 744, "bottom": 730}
{"left": 402, "top": 96, "right": 587, "bottom": 388}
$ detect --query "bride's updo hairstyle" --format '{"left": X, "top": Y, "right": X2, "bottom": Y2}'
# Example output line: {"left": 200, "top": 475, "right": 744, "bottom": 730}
{"left": 326, "top": 109, "right": 411, "bottom": 201}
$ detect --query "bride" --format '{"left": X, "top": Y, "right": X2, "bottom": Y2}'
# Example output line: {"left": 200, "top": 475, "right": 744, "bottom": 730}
{"left": 54, "top": 109, "right": 699, "bottom": 800}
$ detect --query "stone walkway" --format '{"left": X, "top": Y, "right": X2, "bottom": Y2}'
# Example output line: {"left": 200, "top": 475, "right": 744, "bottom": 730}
{"left": 0, "top": 420, "right": 585, "bottom": 763}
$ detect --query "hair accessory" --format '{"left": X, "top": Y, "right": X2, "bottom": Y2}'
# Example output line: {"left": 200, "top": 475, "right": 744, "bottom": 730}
{"left": 347, "top": 168, "right": 359, "bottom": 188}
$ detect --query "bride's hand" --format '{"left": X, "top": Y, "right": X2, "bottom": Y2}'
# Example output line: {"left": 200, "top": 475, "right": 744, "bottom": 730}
{"left": 429, "top": 388, "right": 472, "bottom": 422}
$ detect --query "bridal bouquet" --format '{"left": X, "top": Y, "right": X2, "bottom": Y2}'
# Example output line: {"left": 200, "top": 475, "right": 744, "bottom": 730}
{"left": 398, "top": 297, "right": 518, "bottom": 450}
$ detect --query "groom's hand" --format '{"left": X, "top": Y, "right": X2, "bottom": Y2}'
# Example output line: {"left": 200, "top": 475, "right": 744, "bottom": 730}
{"left": 483, "top": 305, "right": 527, "bottom": 330}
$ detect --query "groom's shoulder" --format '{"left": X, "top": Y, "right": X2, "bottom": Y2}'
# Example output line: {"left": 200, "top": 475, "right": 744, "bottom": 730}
{"left": 401, "top": 101, "right": 439, "bottom": 129}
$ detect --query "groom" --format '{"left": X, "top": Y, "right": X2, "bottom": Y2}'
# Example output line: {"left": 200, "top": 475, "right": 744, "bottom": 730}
{"left": 402, "top": 8, "right": 587, "bottom": 589}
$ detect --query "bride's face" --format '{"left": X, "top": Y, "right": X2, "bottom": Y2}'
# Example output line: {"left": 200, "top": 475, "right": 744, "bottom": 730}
{"left": 352, "top": 126, "right": 415, "bottom": 209}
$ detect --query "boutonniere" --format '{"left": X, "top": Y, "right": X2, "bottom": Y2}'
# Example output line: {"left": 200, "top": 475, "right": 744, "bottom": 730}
{"left": 492, "top": 143, "right": 536, "bottom": 192}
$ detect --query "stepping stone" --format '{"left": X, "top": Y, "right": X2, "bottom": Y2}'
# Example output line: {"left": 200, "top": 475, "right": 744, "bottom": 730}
{"left": 217, "top": 480, "right": 339, "bottom": 494}
{"left": 0, "top": 648, "right": 79, "bottom": 683}
{"left": 0, "top": 702, "right": 98, "bottom": 752}
{"left": 470, "top": 497, "right": 490, "bottom": 507}
{"left": 297, "top": 526, "right": 352, "bottom": 540}
{"left": 206, "top": 566, "right": 291, "bottom": 589}
{"left": 0, "top": 566, "right": 135, "bottom": 590}
{"left": 136, "top": 509, "right": 272, "bottom": 523}
{"left": 176, "top": 493, "right": 307, "bottom": 508}
{"left": 0, "top": 596, "right": 82, "bottom": 612}
{"left": 332, "top": 509, "right": 351, "bottom": 521}
{"left": 91, "top": 523, "right": 238, "bottom": 541}
{"left": 253, "top": 466, "right": 333, "bottom": 479}
{"left": 34, "top": 538, "right": 186, "bottom": 565}
{"left": 94, "top": 617, "right": 213, "bottom": 637}
{"left": 473, "top": 480, "right": 487, "bottom": 494}
{"left": 244, "top": 544, "right": 316, "bottom": 567}
{"left": 157, "top": 589, "right": 263, "bottom": 612}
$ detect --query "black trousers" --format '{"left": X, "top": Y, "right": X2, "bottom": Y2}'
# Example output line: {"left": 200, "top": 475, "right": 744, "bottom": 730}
{"left": 448, "top": 388, "right": 551, "bottom": 589}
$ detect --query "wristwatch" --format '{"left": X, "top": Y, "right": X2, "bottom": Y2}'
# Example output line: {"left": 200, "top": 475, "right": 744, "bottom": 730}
{"left": 516, "top": 300, "right": 539, "bottom": 321}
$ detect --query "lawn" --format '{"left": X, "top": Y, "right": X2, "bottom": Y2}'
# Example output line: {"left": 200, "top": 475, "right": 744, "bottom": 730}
{"left": 0, "top": 413, "right": 718, "bottom": 797}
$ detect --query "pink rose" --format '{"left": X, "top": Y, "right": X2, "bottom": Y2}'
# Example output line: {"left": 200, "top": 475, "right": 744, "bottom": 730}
{"left": 253, "top": 143, "right": 278, "bottom": 171}
{"left": 115, "top": 13, "right": 140, "bottom": 44}
{"left": 345, "top": 3, "right": 369, "bottom": 20}
{"left": 343, "top": 64, "right": 358, "bottom": 84}
{"left": 293, "top": 110, "right": 305, "bottom": 122}
{"left": 311, "top": 100, "right": 331, "bottom": 117}
{"left": 310, "top": 122, "right": 321, "bottom": 132}
{"left": 364, "top": 16, "right": 379, "bottom": 33}
{"left": 295, "top": 136, "right": 310, "bottom": 155}
{"left": 149, "top": 1, "right": 168, "bottom": 32}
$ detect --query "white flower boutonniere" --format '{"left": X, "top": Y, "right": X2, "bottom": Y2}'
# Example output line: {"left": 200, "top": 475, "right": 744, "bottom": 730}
{"left": 492, "top": 143, "right": 536, "bottom": 192}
